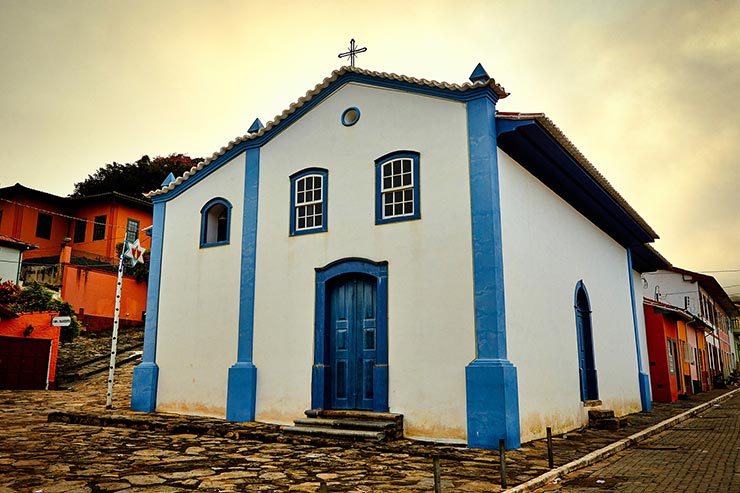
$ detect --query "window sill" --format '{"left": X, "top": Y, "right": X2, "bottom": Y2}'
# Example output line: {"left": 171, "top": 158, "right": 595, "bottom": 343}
{"left": 200, "top": 241, "right": 230, "bottom": 248}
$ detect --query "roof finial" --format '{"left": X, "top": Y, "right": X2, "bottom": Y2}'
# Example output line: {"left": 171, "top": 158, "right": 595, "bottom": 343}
{"left": 469, "top": 63, "right": 490, "bottom": 83}
{"left": 338, "top": 39, "right": 367, "bottom": 68}
{"left": 248, "top": 118, "right": 264, "bottom": 133}
{"left": 161, "top": 172, "right": 176, "bottom": 187}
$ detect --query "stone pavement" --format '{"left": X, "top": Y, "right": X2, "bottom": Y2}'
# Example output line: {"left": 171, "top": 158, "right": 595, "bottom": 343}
{"left": 0, "top": 361, "right": 737, "bottom": 492}
{"left": 531, "top": 392, "right": 740, "bottom": 492}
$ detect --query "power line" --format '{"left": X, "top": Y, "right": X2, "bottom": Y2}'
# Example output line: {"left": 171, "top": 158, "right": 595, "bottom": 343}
{"left": 0, "top": 197, "right": 147, "bottom": 231}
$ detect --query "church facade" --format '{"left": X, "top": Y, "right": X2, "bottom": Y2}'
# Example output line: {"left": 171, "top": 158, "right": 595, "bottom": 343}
{"left": 132, "top": 65, "right": 662, "bottom": 448}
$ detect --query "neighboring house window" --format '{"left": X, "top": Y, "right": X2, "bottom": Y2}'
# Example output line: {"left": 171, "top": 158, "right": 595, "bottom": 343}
{"left": 125, "top": 218, "right": 140, "bottom": 243}
{"left": 667, "top": 339, "right": 675, "bottom": 374}
{"left": 200, "top": 198, "right": 232, "bottom": 247}
{"left": 93, "top": 215, "right": 107, "bottom": 241}
{"left": 0, "top": 209, "right": 3, "bottom": 228}
{"left": 73, "top": 219, "right": 87, "bottom": 243}
{"left": 289, "top": 168, "right": 328, "bottom": 236}
{"left": 375, "top": 151, "right": 420, "bottom": 224}
{"left": 35, "top": 212, "right": 52, "bottom": 240}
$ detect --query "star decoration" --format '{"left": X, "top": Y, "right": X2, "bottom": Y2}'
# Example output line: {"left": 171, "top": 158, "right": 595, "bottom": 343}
{"left": 124, "top": 239, "right": 147, "bottom": 267}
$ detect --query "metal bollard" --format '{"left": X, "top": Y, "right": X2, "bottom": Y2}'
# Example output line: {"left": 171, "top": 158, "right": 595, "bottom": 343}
{"left": 499, "top": 439, "right": 507, "bottom": 488}
{"left": 547, "top": 426, "right": 554, "bottom": 469}
{"left": 433, "top": 455, "right": 442, "bottom": 493}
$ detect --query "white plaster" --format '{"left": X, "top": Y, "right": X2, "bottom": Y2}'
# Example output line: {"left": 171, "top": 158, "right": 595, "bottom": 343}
{"left": 252, "top": 83, "right": 476, "bottom": 439}
{"left": 154, "top": 154, "right": 246, "bottom": 417}
{"left": 499, "top": 149, "right": 641, "bottom": 443}
{"left": 632, "top": 269, "right": 651, "bottom": 388}
{"left": 0, "top": 246, "right": 22, "bottom": 284}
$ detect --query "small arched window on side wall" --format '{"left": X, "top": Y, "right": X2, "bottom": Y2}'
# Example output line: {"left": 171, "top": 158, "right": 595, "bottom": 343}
{"left": 200, "top": 198, "right": 232, "bottom": 248}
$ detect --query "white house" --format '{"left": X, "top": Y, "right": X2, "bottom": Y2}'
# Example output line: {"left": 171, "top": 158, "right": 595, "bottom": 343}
{"left": 131, "top": 65, "right": 665, "bottom": 448}
{"left": 0, "top": 234, "right": 36, "bottom": 284}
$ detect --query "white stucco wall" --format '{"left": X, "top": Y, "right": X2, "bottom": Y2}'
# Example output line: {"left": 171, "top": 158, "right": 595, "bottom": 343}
{"left": 154, "top": 154, "right": 246, "bottom": 418}
{"left": 499, "top": 150, "right": 642, "bottom": 443}
{"left": 642, "top": 270, "right": 699, "bottom": 316}
{"left": 252, "top": 83, "right": 476, "bottom": 441}
{"left": 0, "top": 246, "right": 22, "bottom": 283}
{"left": 632, "top": 269, "right": 651, "bottom": 387}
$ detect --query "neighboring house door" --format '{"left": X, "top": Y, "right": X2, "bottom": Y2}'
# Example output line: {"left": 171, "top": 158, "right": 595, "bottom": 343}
{"left": 329, "top": 274, "right": 377, "bottom": 410}
{"left": 0, "top": 336, "right": 51, "bottom": 390}
{"left": 575, "top": 281, "right": 598, "bottom": 401}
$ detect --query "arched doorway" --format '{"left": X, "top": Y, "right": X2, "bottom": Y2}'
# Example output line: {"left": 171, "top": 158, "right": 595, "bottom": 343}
{"left": 575, "top": 280, "right": 598, "bottom": 401}
{"left": 312, "top": 258, "right": 389, "bottom": 412}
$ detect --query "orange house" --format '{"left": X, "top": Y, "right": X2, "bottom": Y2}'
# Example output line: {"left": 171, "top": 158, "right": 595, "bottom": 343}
{"left": 0, "top": 306, "right": 61, "bottom": 389}
{"left": 0, "top": 184, "right": 152, "bottom": 330}
{"left": 643, "top": 298, "right": 694, "bottom": 402}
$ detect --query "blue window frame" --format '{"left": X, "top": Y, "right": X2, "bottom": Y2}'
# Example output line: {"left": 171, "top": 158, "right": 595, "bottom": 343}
{"left": 375, "top": 151, "right": 420, "bottom": 224}
{"left": 200, "top": 197, "right": 232, "bottom": 248}
{"left": 290, "top": 168, "right": 328, "bottom": 236}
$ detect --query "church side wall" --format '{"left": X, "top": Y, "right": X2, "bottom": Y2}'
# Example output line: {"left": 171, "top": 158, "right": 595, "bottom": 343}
{"left": 498, "top": 150, "right": 641, "bottom": 443}
{"left": 253, "top": 83, "right": 476, "bottom": 442}
{"left": 154, "top": 154, "right": 245, "bottom": 418}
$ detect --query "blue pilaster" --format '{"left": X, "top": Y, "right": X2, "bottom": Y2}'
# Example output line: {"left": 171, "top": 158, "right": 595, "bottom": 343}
{"left": 465, "top": 93, "right": 521, "bottom": 450}
{"left": 627, "top": 248, "right": 652, "bottom": 411}
{"left": 131, "top": 201, "right": 165, "bottom": 411}
{"left": 226, "top": 148, "right": 260, "bottom": 421}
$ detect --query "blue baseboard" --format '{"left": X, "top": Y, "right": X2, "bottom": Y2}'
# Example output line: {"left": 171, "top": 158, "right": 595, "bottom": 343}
{"left": 226, "top": 362, "right": 257, "bottom": 421}
{"left": 131, "top": 362, "right": 159, "bottom": 412}
{"left": 466, "top": 358, "right": 521, "bottom": 449}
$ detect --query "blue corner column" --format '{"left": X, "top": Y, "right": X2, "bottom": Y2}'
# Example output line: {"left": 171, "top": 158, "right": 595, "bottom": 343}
{"left": 226, "top": 148, "right": 260, "bottom": 421}
{"left": 626, "top": 248, "right": 652, "bottom": 411}
{"left": 465, "top": 94, "right": 521, "bottom": 450}
{"left": 131, "top": 200, "right": 166, "bottom": 411}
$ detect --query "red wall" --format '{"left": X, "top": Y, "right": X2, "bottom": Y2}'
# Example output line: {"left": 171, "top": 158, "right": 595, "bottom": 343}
{"left": 644, "top": 306, "right": 681, "bottom": 402}
{"left": 0, "top": 311, "right": 61, "bottom": 385}
{"left": 0, "top": 198, "right": 68, "bottom": 261}
{"left": 61, "top": 266, "right": 147, "bottom": 331}
{"left": 69, "top": 202, "right": 153, "bottom": 260}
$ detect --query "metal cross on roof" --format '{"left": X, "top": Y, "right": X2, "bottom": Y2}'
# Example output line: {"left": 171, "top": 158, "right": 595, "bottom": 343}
{"left": 338, "top": 39, "right": 367, "bottom": 68}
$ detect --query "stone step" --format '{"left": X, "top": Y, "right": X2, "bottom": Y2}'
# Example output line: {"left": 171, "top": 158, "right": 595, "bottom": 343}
{"left": 293, "top": 417, "right": 396, "bottom": 431}
{"left": 305, "top": 409, "right": 403, "bottom": 423}
{"left": 281, "top": 425, "right": 385, "bottom": 441}
{"left": 588, "top": 409, "right": 615, "bottom": 420}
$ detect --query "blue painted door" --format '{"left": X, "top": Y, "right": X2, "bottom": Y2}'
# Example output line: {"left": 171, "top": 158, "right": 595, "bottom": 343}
{"left": 329, "top": 275, "right": 377, "bottom": 410}
{"left": 575, "top": 285, "right": 598, "bottom": 401}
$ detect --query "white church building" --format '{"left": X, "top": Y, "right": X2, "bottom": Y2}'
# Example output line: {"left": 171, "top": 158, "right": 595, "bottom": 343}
{"left": 131, "top": 65, "right": 665, "bottom": 449}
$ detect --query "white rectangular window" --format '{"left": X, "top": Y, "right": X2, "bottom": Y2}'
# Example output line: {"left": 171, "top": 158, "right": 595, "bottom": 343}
{"left": 381, "top": 158, "right": 414, "bottom": 218}
{"left": 295, "top": 174, "right": 324, "bottom": 231}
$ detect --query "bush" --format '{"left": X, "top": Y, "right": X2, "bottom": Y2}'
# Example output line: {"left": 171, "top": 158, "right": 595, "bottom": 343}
{"left": 9, "top": 282, "right": 81, "bottom": 342}
{"left": 0, "top": 280, "right": 21, "bottom": 306}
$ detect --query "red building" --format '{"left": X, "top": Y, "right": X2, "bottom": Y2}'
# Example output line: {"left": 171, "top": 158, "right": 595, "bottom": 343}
{"left": 0, "top": 306, "right": 61, "bottom": 390}
{"left": 0, "top": 184, "right": 152, "bottom": 330}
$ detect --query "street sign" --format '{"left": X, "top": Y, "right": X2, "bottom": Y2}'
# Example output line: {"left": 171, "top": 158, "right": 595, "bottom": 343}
{"left": 51, "top": 316, "right": 71, "bottom": 327}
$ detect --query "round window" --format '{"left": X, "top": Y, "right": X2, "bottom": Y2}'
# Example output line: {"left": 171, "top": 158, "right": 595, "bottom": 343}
{"left": 341, "top": 107, "right": 361, "bottom": 126}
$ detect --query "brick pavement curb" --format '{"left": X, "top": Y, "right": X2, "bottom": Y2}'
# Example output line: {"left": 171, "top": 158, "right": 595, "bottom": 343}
{"left": 506, "top": 387, "right": 740, "bottom": 492}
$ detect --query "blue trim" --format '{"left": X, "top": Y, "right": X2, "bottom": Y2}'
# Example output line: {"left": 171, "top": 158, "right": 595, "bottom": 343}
{"left": 374, "top": 151, "right": 421, "bottom": 225}
{"left": 312, "top": 258, "right": 389, "bottom": 412}
{"left": 131, "top": 201, "right": 165, "bottom": 412}
{"left": 575, "top": 280, "right": 599, "bottom": 401}
{"left": 152, "top": 72, "right": 499, "bottom": 204}
{"left": 199, "top": 197, "right": 232, "bottom": 248}
{"left": 469, "top": 63, "right": 490, "bottom": 83}
{"left": 464, "top": 96, "right": 520, "bottom": 450}
{"left": 227, "top": 148, "right": 260, "bottom": 421}
{"left": 341, "top": 107, "right": 361, "bottom": 126}
{"left": 496, "top": 118, "right": 656, "bottom": 247}
{"left": 627, "top": 248, "right": 652, "bottom": 411}
{"left": 248, "top": 118, "right": 264, "bottom": 133}
{"left": 289, "top": 168, "right": 328, "bottom": 236}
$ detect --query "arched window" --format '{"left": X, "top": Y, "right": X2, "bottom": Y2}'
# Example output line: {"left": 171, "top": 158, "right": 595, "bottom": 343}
{"left": 574, "top": 280, "right": 599, "bottom": 401}
{"left": 375, "top": 150, "right": 420, "bottom": 224}
{"left": 200, "top": 198, "right": 232, "bottom": 247}
{"left": 290, "top": 168, "right": 328, "bottom": 236}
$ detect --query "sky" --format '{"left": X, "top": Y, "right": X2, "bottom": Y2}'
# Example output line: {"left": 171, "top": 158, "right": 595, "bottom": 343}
{"left": 1, "top": 0, "right": 739, "bottom": 294}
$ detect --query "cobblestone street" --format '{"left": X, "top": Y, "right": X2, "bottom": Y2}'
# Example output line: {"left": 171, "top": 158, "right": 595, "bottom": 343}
{"left": 534, "top": 393, "right": 740, "bottom": 492}
{"left": 1, "top": 357, "right": 738, "bottom": 492}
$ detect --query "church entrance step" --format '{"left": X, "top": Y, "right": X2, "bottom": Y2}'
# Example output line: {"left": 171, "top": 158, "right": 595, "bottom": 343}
{"left": 588, "top": 408, "right": 629, "bottom": 430}
{"left": 281, "top": 409, "right": 404, "bottom": 442}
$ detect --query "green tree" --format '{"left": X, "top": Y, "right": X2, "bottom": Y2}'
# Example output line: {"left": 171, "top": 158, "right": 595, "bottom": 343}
{"left": 70, "top": 153, "right": 204, "bottom": 199}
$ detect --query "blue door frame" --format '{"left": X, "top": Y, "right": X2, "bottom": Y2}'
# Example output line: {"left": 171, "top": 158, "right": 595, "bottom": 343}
{"left": 575, "top": 280, "right": 599, "bottom": 401}
{"left": 312, "top": 258, "right": 389, "bottom": 412}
